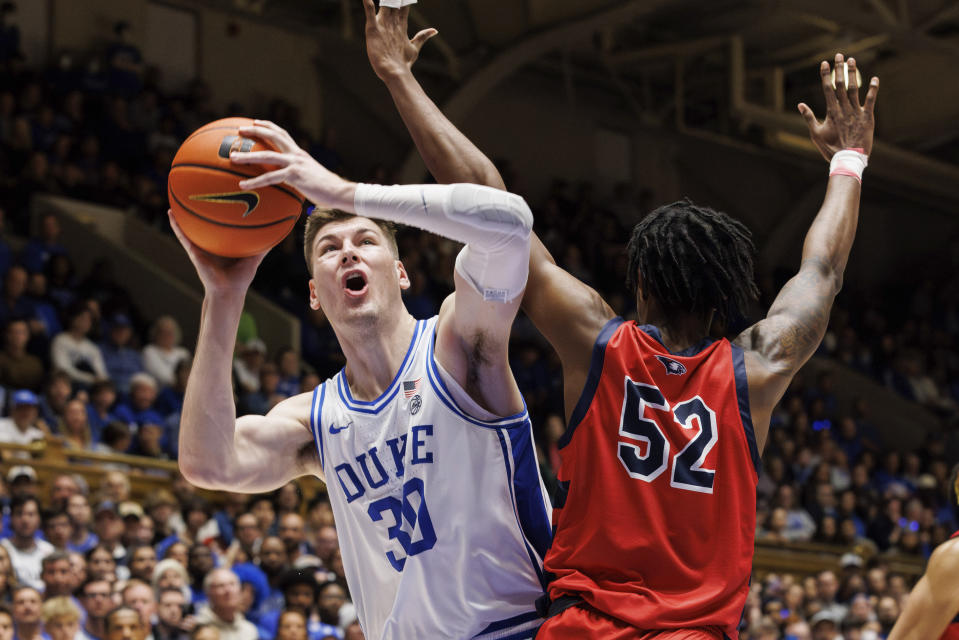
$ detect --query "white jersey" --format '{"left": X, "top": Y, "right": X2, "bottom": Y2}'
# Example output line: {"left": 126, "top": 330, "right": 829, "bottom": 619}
{"left": 310, "top": 316, "right": 551, "bottom": 640}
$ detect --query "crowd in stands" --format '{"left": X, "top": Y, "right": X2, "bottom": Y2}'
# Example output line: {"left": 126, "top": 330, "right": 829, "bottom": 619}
{"left": 0, "top": 5, "right": 956, "bottom": 639}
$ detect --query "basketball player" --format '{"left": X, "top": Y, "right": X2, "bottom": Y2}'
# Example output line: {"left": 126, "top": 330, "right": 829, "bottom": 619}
{"left": 888, "top": 465, "right": 959, "bottom": 640}
{"left": 361, "top": 4, "right": 877, "bottom": 637}
{"left": 172, "top": 126, "right": 551, "bottom": 636}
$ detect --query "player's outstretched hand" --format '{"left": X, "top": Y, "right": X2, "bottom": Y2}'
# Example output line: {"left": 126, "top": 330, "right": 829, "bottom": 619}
{"left": 798, "top": 53, "right": 879, "bottom": 161}
{"left": 231, "top": 120, "right": 355, "bottom": 211}
{"left": 168, "top": 210, "right": 266, "bottom": 294}
{"left": 362, "top": 0, "right": 437, "bottom": 81}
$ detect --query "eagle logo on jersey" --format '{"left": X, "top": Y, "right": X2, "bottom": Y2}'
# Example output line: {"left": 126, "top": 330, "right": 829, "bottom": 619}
{"left": 655, "top": 355, "right": 687, "bottom": 375}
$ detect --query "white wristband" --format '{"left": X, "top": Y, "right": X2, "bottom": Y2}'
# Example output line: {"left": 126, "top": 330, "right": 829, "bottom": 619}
{"left": 379, "top": 0, "right": 416, "bottom": 7}
{"left": 829, "top": 149, "right": 868, "bottom": 183}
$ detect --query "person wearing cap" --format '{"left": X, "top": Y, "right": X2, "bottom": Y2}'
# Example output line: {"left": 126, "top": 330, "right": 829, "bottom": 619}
{"left": 1, "top": 496, "right": 53, "bottom": 590}
{"left": 809, "top": 609, "right": 841, "bottom": 640}
{"left": 5, "top": 466, "right": 38, "bottom": 499}
{"left": 113, "top": 373, "right": 165, "bottom": 434}
{"left": 50, "top": 302, "right": 108, "bottom": 388}
{"left": 0, "top": 318, "right": 44, "bottom": 392}
{"left": 0, "top": 390, "right": 45, "bottom": 447}
{"left": 99, "top": 313, "right": 143, "bottom": 397}
{"left": 255, "top": 569, "right": 339, "bottom": 640}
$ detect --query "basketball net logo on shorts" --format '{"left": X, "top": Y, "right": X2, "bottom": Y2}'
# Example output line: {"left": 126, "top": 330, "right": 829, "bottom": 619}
{"left": 189, "top": 191, "right": 260, "bottom": 218}
{"left": 404, "top": 378, "right": 422, "bottom": 415}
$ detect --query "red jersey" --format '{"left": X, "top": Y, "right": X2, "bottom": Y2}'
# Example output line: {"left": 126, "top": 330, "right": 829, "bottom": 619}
{"left": 544, "top": 319, "right": 761, "bottom": 639}
{"left": 944, "top": 530, "right": 959, "bottom": 640}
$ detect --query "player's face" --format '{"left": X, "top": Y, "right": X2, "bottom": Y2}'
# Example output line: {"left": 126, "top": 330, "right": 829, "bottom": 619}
{"left": 308, "top": 217, "right": 409, "bottom": 328}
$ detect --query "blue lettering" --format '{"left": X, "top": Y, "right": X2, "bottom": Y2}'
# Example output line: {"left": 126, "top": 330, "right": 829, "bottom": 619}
{"left": 334, "top": 463, "right": 365, "bottom": 503}
{"left": 411, "top": 424, "right": 434, "bottom": 464}
{"left": 386, "top": 434, "right": 408, "bottom": 476}
{"left": 357, "top": 447, "right": 390, "bottom": 489}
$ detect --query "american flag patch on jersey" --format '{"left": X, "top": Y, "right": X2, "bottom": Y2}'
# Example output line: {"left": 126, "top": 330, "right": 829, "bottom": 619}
{"left": 403, "top": 378, "right": 422, "bottom": 398}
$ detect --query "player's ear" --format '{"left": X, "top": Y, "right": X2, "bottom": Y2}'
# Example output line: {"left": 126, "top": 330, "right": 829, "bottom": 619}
{"left": 396, "top": 260, "right": 410, "bottom": 291}
{"left": 308, "top": 279, "right": 321, "bottom": 310}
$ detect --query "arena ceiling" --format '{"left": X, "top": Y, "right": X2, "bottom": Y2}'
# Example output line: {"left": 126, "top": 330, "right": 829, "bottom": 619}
{"left": 213, "top": 0, "right": 959, "bottom": 203}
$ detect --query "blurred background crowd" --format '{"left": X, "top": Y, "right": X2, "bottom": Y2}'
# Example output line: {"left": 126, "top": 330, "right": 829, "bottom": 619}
{"left": 0, "top": 3, "right": 956, "bottom": 640}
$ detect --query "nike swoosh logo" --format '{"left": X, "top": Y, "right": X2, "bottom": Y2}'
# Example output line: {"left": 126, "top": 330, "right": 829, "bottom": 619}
{"left": 329, "top": 422, "right": 352, "bottom": 435}
{"left": 190, "top": 191, "right": 260, "bottom": 218}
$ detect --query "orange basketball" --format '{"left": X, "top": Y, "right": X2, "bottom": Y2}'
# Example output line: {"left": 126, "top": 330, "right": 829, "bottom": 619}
{"left": 168, "top": 117, "right": 304, "bottom": 258}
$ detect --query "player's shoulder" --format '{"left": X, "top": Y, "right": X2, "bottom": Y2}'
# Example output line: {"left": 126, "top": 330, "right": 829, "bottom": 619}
{"left": 926, "top": 537, "right": 959, "bottom": 585}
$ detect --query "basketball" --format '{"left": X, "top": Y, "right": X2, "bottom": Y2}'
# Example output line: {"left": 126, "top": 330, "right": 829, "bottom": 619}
{"left": 168, "top": 117, "right": 304, "bottom": 258}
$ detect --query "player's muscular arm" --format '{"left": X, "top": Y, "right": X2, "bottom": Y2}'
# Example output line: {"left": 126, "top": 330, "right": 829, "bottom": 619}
{"left": 736, "top": 55, "right": 878, "bottom": 430}
{"left": 887, "top": 539, "right": 959, "bottom": 640}
{"left": 362, "top": 0, "right": 615, "bottom": 411}
{"left": 171, "top": 214, "right": 321, "bottom": 491}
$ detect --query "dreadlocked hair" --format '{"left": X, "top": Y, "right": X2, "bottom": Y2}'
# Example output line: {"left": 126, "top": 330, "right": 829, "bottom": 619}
{"left": 625, "top": 198, "right": 760, "bottom": 330}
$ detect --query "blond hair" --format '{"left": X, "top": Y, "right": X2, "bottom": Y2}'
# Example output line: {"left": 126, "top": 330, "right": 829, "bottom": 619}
{"left": 41, "top": 597, "right": 81, "bottom": 624}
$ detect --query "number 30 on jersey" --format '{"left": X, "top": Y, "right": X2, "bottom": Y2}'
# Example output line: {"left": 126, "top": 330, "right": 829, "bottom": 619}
{"left": 617, "top": 378, "right": 718, "bottom": 493}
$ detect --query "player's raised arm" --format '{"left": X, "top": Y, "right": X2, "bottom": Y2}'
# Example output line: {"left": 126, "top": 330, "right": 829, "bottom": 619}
{"left": 362, "top": 0, "right": 615, "bottom": 414}
{"left": 233, "top": 120, "right": 532, "bottom": 416}
{"left": 735, "top": 54, "right": 879, "bottom": 444}
{"left": 171, "top": 214, "right": 321, "bottom": 491}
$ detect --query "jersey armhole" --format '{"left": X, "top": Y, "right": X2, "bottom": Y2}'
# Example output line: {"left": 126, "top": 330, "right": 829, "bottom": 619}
{"left": 731, "top": 343, "right": 761, "bottom": 477}
{"left": 309, "top": 383, "right": 326, "bottom": 472}
{"left": 558, "top": 316, "right": 624, "bottom": 449}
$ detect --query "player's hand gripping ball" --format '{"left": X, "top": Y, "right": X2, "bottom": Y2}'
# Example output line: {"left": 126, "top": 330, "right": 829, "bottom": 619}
{"left": 168, "top": 117, "right": 304, "bottom": 258}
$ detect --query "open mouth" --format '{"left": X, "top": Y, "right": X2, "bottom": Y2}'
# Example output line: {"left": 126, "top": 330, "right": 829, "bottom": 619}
{"left": 342, "top": 271, "right": 368, "bottom": 297}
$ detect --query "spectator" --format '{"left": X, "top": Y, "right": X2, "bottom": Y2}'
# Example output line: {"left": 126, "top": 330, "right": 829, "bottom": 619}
{"left": 91, "top": 504, "right": 125, "bottom": 566}
{"left": 154, "top": 359, "right": 189, "bottom": 421}
{"left": 38, "top": 372, "right": 71, "bottom": 433}
{"left": 0, "top": 606, "right": 11, "bottom": 640}
{"left": 99, "top": 314, "right": 142, "bottom": 396}
{"left": 273, "top": 610, "right": 307, "bottom": 640}
{"left": 48, "top": 475, "right": 82, "bottom": 508}
{"left": 256, "top": 570, "right": 339, "bottom": 640}
{"left": 222, "top": 514, "right": 260, "bottom": 568}
{"left": 152, "top": 560, "right": 191, "bottom": 603}
{"left": 78, "top": 578, "right": 113, "bottom": 640}
{"left": 94, "top": 421, "right": 132, "bottom": 459}
{"left": 233, "top": 340, "right": 266, "bottom": 397}
{"left": 60, "top": 398, "right": 93, "bottom": 450}
{"left": 311, "top": 527, "right": 336, "bottom": 572}
{"left": 65, "top": 494, "right": 97, "bottom": 553}
{"left": 315, "top": 582, "right": 349, "bottom": 635}
{"left": 275, "top": 516, "right": 310, "bottom": 568}
{"left": 0, "top": 267, "right": 34, "bottom": 328}
{"left": 50, "top": 303, "right": 107, "bottom": 387}
{"left": 186, "top": 546, "right": 214, "bottom": 606}
{"left": 39, "top": 552, "right": 75, "bottom": 599}
{"left": 0, "top": 319, "right": 43, "bottom": 392}
{"left": 127, "top": 546, "right": 156, "bottom": 585}
{"left": 11, "top": 586, "right": 42, "bottom": 640}
{"left": 0, "top": 545, "right": 18, "bottom": 602}
{"left": 40, "top": 597, "right": 81, "bottom": 640}
{"left": 155, "top": 588, "right": 191, "bottom": 640}
{"left": 0, "top": 391, "right": 45, "bottom": 447}
{"left": 100, "top": 472, "right": 131, "bottom": 504}
{"left": 255, "top": 538, "right": 287, "bottom": 612}
{"left": 775, "top": 485, "right": 817, "bottom": 543}
{"left": 229, "top": 563, "right": 268, "bottom": 627}
{"left": 194, "top": 570, "right": 257, "bottom": 640}
{"left": 6, "top": 466, "right": 38, "bottom": 499}
{"left": 121, "top": 580, "right": 157, "bottom": 638}
{"left": 105, "top": 606, "right": 147, "bottom": 640}
{"left": 114, "top": 370, "right": 162, "bottom": 422}
{"left": 41, "top": 511, "right": 72, "bottom": 553}
{"left": 20, "top": 213, "right": 66, "bottom": 275}
{"left": 1, "top": 497, "right": 53, "bottom": 590}
{"left": 142, "top": 316, "right": 189, "bottom": 388}
{"left": 86, "top": 381, "right": 118, "bottom": 443}
{"left": 274, "top": 349, "right": 301, "bottom": 399}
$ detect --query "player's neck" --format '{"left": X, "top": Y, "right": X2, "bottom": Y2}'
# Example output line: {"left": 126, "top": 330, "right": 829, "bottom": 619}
{"left": 643, "top": 309, "right": 710, "bottom": 353}
{"left": 339, "top": 313, "right": 418, "bottom": 401}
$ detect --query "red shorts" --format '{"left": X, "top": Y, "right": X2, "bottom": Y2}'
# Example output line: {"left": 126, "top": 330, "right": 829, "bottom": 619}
{"left": 536, "top": 604, "right": 729, "bottom": 640}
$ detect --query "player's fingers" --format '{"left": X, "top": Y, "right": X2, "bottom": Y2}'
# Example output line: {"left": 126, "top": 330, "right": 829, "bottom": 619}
{"left": 411, "top": 28, "right": 438, "bottom": 52}
{"left": 797, "top": 103, "right": 820, "bottom": 130}
{"left": 230, "top": 150, "right": 291, "bottom": 166}
{"left": 846, "top": 57, "right": 861, "bottom": 108}
{"left": 238, "top": 168, "right": 289, "bottom": 190}
{"left": 399, "top": 5, "right": 411, "bottom": 23}
{"left": 240, "top": 124, "right": 298, "bottom": 154}
{"left": 250, "top": 120, "right": 298, "bottom": 146}
{"left": 863, "top": 76, "right": 880, "bottom": 114}
{"left": 832, "top": 53, "right": 852, "bottom": 111}
{"left": 361, "top": 0, "right": 376, "bottom": 23}
{"left": 819, "top": 60, "right": 840, "bottom": 114}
